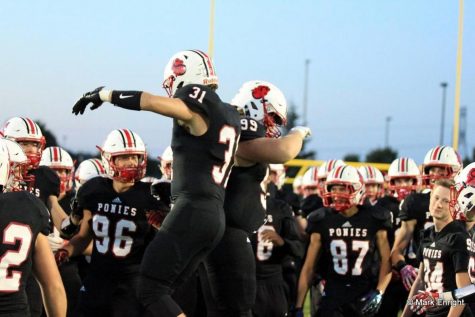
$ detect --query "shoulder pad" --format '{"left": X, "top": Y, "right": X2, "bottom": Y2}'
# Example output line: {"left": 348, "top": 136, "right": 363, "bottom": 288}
{"left": 307, "top": 208, "right": 328, "bottom": 223}
{"left": 370, "top": 205, "right": 392, "bottom": 221}
{"left": 239, "top": 118, "right": 266, "bottom": 141}
{"left": 77, "top": 176, "right": 108, "bottom": 198}
{"left": 272, "top": 198, "right": 293, "bottom": 218}
{"left": 174, "top": 84, "right": 221, "bottom": 117}
{"left": 37, "top": 165, "right": 60, "bottom": 185}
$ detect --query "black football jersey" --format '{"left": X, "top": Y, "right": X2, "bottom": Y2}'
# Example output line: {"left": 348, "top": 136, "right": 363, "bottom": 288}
{"left": 172, "top": 84, "right": 241, "bottom": 203}
{"left": 418, "top": 221, "right": 469, "bottom": 296}
{"left": 399, "top": 192, "right": 432, "bottom": 263}
{"left": 275, "top": 189, "right": 301, "bottom": 215}
{"left": 466, "top": 225, "right": 475, "bottom": 283}
{"left": 251, "top": 198, "right": 303, "bottom": 281}
{"left": 77, "top": 177, "right": 164, "bottom": 275}
{"left": 58, "top": 190, "right": 76, "bottom": 215}
{"left": 0, "top": 191, "right": 50, "bottom": 313}
{"left": 225, "top": 117, "right": 267, "bottom": 233}
{"left": 20, "top": 166, "right": 60, "bottom": 205}
{"left": 306, "top": 205, "right": 392, "bottom": 284}
{"left": 375, "top": 195, "right": 401, "bottom": 248}
{"left": 300, "top": 194, "right": 324, "bottom": 218}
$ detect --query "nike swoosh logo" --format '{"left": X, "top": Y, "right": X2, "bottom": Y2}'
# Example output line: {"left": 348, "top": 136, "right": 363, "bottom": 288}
{"left": 119, "top": 94, "right": 133, "bottom": 99}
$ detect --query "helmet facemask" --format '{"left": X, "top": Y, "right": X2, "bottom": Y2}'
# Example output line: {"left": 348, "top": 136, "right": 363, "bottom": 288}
{"left": 103, "top": 152, "right": 147, "bottom": 183}
{"left": 388, "top": 177, "right": 419, "bottom": 201}
{"left": 422, "top": 164, "right": 454, "bottom": 188}
{"left": 16, "top": 138, "right": 46, "bottom": 170}
{"left": 323, "top": 183, "right": 360, "bottom": 212}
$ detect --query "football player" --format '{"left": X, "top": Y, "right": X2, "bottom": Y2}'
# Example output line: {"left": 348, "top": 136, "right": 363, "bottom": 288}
{"left": 150, "top": 146, "right": 207, "bottom": 317}
{"left": 72, "top": 50, "right": 241, "bottom": 317}
{"left": 316, "top": 159, "right": 346, "bottom": 198}
{"left": 71, "top": 158, "right": 107, "bottom": 281}
{"left": 2, "top": 117, "right": 70, "bottom": 316}
{"left": 407, "top": 163, "right": 475, "bottom": 313}
{"left": 158, "top": 145, "right": 173, "bottom": 181}
{"left": 203, "top": 80, "right": 310, "bottom": 317}
{"left": 40, "top": 146, "right": 83, "bottom": 315}
{"left": 296, "top": 165, "right": 392, "bottom": 317}
{"left": 391, "top": 146, "right": 462, "bottom": 293}
{"left": 401, "top": 179, "right": 471, "bottom": 317}
{"left": 375, "top": 158, "right": 421, "bottom": 317}
{"left": 0, "top": 139, "right": 66, "bottom": 317}
{"left": 358, "top": 165, "right": 385, "bottom": 206}
{"left": 55, "top": 129, "right": 167, "bottom": 316}
{"left": 251, "top": 170, "right": 304, "bottom": 317}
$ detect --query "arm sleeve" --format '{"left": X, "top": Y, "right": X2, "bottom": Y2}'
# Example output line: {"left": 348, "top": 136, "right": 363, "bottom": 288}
{"left": 306, "top": 208, "right": 326, "bottom": 235}
{"left": 29, "top": 194, "right": 51, "bottom": 235}
{"left": 398, "top": 195, "right": 414, "bottom": 221}
{"left": 277, "top": 205, "right": 305, "bottom": 259}
{"left": 40, "top": 166, "right": 61, "bottom": 197}
{"left": 451, "top": 233, "right": 470, "bottom": 273}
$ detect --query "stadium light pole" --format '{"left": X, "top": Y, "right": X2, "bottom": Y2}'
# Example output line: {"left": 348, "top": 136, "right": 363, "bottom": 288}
{"left": 452, "top": 0, "right": 464, "bottom": 151}
{"left": 385, "top": 116, "right": 392, "bottom": 148}
{"left": 208, "top": 0, "right": 216, "bottom": 59}
{"left": 303, "top": 59, "right": 310, "bottom": 126}
{"left": 439, "top": 82, "right": 448, "bottom": 145}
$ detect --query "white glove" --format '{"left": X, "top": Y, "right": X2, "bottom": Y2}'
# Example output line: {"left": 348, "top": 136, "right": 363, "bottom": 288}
{"left": 290, "top": 126, "right": 312, "bottom": 139}
{"left": 47, "top": 234, "right": 65, "bottom": 252}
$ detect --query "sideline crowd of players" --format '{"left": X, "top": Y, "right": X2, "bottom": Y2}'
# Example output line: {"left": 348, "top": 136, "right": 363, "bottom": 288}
{"left": 2, "top": 49, "right": 475, "bottom": 317}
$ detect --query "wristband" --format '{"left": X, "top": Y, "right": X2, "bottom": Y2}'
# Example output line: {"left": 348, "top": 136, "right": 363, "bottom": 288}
{"left": 61, "top": 216, "right": 79, "bottom": 237}
{"left": 394, "top": 260, "right": 406, "bottom": 272}
{"left": 111, "top": 90, "right": 143, "bottom": 111}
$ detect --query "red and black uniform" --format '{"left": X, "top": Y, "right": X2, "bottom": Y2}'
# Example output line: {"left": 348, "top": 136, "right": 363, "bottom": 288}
{"left": 76, "top": 177, "right": 164, "bottom": 317}
{"left": 373, "top": 195, "right": 406, "bottom": 317}
{"left": 138, "top": 84, "right": 241, "bottom": 317}
{"left": 203, "top": 117, "right": 267, "bottom": 317}
{"left": 418, "top": 221, "right": 470, "bottom": 317}
{"left": 20, "top": 166, "right": 59, "bottom": 317}
{"left": 57, "top": 189, "right": 84, "bottom": 316}
{"left": 399, "top": 192, "right": 432, "bottom": 266}
{"left": 251, "top": 197, "right": 303, "bottom": 317}
{"left": 306, "top": 205, "right": 391, "bottom": 316}
{"left": 0, "top": 191, "right": 49, "bottom": 316}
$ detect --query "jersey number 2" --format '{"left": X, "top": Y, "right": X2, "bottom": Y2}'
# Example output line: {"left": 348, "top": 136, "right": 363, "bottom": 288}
{"left": 0, "top": 224, "right": 32, "bottom": 292}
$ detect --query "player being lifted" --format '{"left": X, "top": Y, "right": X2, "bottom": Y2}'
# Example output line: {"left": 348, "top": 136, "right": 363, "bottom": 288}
{"left": 203, "top": 80, "right": 310, "bottom": 317}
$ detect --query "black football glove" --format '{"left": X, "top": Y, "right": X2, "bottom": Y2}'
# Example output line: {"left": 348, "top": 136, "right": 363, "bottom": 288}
{"left": 151, "top": 180, "right": 172, "bottom": 206}
{"left": 358, "top": 289, "right": 383, "bottom": 316}
{"left": 288, "top": 306, "right": 304, "bottom": 317}
{"left": 70, "top": 198, "right": 84, "bottom": 220}
{"left": 72, "top": 86, "right": 108, "bottom": 115}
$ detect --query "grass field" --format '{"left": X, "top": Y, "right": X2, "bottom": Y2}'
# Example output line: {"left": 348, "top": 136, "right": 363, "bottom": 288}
{"left": 302, "top": 294, "right": 403, "bottom": 316}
